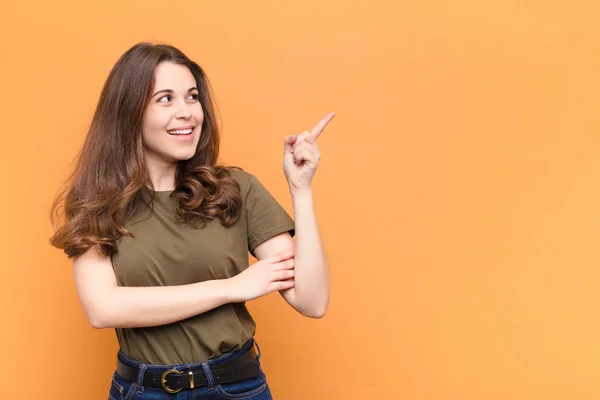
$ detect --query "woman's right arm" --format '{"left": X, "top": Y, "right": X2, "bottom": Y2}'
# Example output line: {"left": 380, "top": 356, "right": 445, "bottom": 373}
{"left": 73, "top": 246, "right": 295, "bottom": 329}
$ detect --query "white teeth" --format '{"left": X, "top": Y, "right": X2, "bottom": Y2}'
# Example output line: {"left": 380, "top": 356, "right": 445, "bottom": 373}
{"left": 168, "top": 128, "right": 193, "bottom": 135}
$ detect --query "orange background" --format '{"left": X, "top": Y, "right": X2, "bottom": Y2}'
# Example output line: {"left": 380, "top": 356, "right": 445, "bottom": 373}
{"left": 2, "top": 0, "right": 600, "bottom": 399}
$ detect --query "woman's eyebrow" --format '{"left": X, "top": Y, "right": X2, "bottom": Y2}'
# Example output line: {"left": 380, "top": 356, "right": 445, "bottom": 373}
{"left": 152, "top": 87, "right": 198, "bottom": 97}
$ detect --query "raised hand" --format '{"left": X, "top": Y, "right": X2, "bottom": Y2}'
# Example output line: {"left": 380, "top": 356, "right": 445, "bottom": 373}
{"left": 283, "top": 113, "right": 335, "bottom": 193}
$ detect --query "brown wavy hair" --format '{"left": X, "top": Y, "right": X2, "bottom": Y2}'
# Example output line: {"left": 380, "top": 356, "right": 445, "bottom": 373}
{"left": 50, "top": 42, "right": 242, "bottom": 258}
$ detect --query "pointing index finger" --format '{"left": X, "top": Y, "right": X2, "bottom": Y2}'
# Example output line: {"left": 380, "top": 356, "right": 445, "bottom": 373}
{"left": 308, "top": 113, "right": 335, "bottom": 143}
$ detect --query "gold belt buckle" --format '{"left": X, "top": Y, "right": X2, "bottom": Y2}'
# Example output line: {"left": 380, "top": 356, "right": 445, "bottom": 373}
{"left": 161, "top": 369, "right": 183, "bottom": 393}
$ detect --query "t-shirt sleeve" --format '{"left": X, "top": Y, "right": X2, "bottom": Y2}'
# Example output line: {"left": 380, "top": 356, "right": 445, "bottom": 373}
{"left": 244, "top": 174, "right": 296, "bottom": 255}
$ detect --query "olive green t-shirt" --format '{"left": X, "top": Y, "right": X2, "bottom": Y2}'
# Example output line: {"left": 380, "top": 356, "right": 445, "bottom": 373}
{"left": 110, "top": 168, "right": 295, "bottom": 365}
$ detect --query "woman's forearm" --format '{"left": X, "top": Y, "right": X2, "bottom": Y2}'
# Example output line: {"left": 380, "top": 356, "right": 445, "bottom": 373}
{"left": 290, "top": 189, "right": 330, "bottom": 317}
{"left": 90, "top": 279, "right": 232, "bottom": 329}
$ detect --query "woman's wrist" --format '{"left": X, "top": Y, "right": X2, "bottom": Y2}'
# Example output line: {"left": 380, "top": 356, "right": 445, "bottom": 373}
{"left": 290, "top": 186, "right": 313, "bottom": 201}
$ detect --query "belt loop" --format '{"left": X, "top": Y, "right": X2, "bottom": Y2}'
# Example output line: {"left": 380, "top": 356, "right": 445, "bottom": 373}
{"left": 135, "top": 363, "right": 147, "bottom": 395}
{"left": 201, "top": 362, "right": 215, "bottom": 391}
{"left": 252, "top": 338, "right": 262, "bottom": 361}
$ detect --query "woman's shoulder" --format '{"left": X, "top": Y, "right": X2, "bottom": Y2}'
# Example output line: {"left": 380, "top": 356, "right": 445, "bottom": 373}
{"left": 224, "top": 166, "right": 255, "bottom": 189}
{"left": 224, "top": 167, "right": 273, "bottom": 201}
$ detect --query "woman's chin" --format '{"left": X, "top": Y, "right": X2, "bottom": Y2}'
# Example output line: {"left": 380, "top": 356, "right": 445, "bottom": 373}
{"left": 147, "top": 147, "right": 198, "bottom": 165}
{"left": 173, "top": 149, "right": 198, "bottom": 162}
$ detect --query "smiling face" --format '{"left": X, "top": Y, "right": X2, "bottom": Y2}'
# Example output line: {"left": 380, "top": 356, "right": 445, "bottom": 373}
{"left": 141, "top": 62, "right": 204, "bottom": 168}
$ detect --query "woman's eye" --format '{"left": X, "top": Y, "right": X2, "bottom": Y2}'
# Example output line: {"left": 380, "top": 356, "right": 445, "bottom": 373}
{"left": 158, "top": 94, "right": 198, "bottom": 103}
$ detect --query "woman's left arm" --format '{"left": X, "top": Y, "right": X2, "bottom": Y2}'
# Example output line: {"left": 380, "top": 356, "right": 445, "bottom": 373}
{"left": 252, "top": 113, "right": 335, "bottom": 318}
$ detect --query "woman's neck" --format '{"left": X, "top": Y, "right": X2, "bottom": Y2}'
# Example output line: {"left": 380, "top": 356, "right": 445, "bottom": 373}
{"left": 145, "top": 156, "right": 178, "bottom": 191}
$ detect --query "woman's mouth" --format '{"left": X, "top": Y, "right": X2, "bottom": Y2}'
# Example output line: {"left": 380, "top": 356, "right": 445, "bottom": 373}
{"left": 167, "top": 128, "right": 193, "bottom": 135}
{"left": 167, "top": 127, "right": 195, "bottom": 142}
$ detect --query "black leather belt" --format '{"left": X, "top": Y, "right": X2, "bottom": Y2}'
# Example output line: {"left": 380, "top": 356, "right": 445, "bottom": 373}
{"left": 116, "top": 346, "right": 260, "bottom": 394}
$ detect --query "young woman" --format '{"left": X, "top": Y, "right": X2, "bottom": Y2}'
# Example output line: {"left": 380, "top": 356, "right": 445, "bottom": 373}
{"left": 50, "top": 42, "right": 332, "bottom": 399}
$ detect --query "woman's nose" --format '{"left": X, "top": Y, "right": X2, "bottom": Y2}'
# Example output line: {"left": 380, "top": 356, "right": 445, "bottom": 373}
{"left": 175, "top": 100, "right": 192, "bottom": 119}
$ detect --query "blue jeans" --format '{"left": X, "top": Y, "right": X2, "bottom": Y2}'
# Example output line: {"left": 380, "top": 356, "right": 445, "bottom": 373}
{"left": 108, "top": 339, "right": 272, "bottom": 400}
